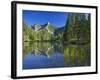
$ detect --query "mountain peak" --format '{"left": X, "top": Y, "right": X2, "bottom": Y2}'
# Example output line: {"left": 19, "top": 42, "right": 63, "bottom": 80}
{"left": 47, "top": 22, "right": 50, "bottom": 25}
{"left": 31, "top": 24, "right": 41, "bottom": 31}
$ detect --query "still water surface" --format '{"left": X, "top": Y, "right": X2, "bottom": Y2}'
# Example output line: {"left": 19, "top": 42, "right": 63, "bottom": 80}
{"left": 23, "top": 42, "right": 90, "bottom": 69}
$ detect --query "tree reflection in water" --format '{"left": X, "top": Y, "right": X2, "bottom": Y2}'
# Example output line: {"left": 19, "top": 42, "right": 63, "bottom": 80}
{"left": 23, "top": 42, "right": 90, "bottom": 69}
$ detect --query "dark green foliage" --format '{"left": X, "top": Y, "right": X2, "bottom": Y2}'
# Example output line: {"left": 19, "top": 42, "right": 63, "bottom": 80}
{"left": 23, "top": 13, "right": 90, "bottom": 44}
{"left": 63, "top": 13, "right": 90, "bottom": 44}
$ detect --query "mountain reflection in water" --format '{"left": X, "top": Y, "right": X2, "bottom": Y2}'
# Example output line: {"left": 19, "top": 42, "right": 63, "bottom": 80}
{"left": 23, "top": 42, "right": 90, "bottom": 69}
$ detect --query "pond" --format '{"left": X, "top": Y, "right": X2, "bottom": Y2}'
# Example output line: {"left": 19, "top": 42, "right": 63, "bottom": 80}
{"left": 23, "top": 42, "right": 90, "bottom": 69}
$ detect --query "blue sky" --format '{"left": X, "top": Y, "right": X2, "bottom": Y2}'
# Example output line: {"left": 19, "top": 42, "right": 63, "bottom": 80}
{"left": 23, "top": 10, "right": 68, "bottom": 28}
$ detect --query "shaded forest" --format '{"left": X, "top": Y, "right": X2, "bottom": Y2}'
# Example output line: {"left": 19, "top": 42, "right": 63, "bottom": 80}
{"left": 63, "top": 13, "right": 90, "bottom": 44}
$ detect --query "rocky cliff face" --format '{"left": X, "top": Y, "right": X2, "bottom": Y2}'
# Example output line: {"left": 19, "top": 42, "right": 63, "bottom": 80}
{"left": 24, "top": 22, "right": 57, "bottom": 41}
{"left": 31, "top": 22, "right": 55, "bottom": 34}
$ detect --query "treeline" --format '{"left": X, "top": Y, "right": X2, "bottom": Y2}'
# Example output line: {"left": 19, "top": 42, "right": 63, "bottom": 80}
{"left": 23, "top": 22, "right": 55, "bottom": 41}
{"left": 23, "top": 13, "right": 90, "bottom": 44}
{"left": 63, "top": 13, "right": 90, "bottom": 44}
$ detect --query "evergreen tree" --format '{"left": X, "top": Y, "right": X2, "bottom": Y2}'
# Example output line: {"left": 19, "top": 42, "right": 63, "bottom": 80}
{"left": 63, "top": 13, "right": 90, "bottom": 44}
